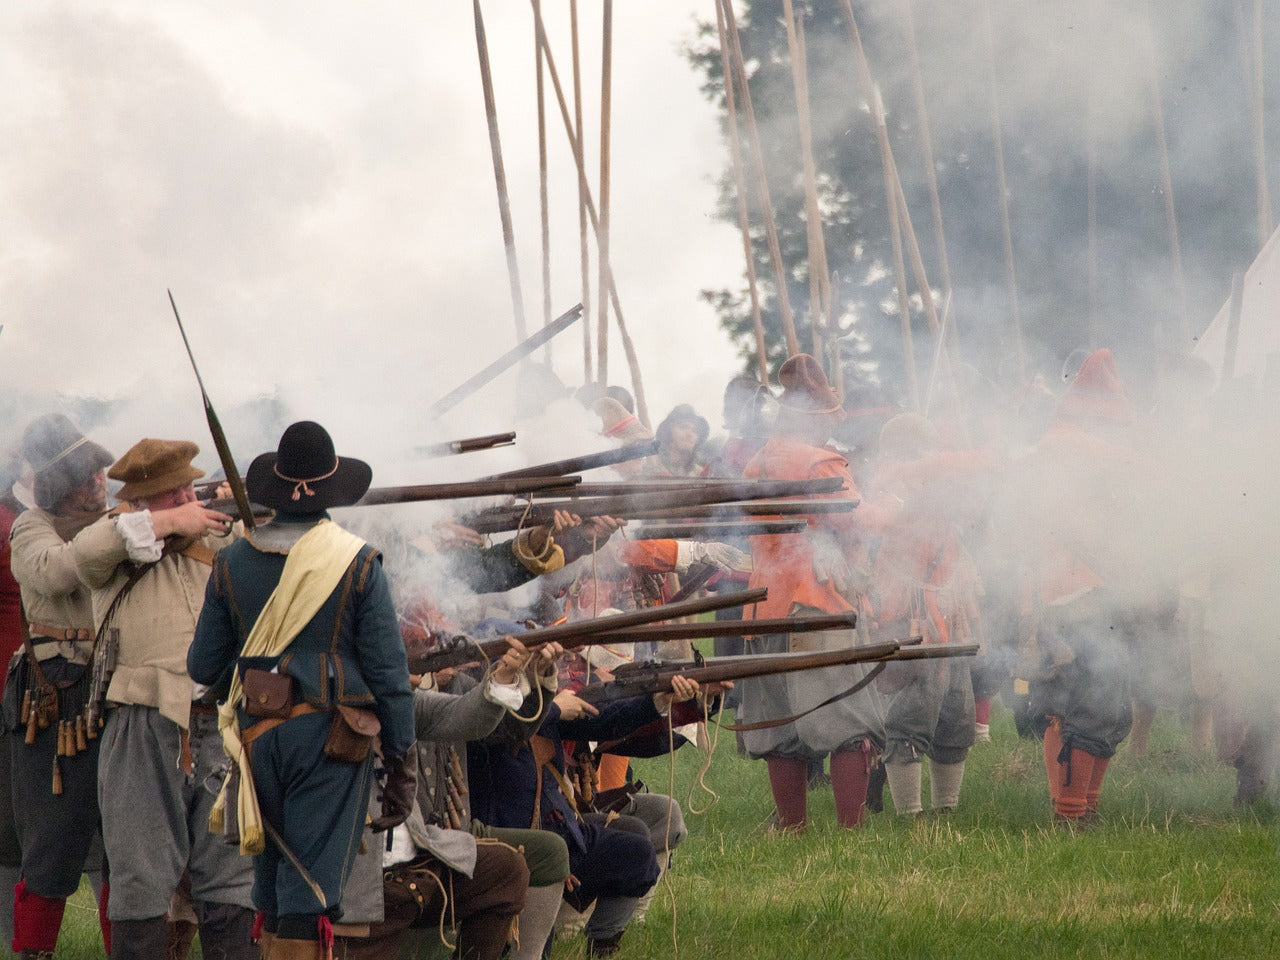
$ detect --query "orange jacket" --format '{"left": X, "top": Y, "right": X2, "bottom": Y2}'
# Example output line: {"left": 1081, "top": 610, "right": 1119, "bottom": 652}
{"left": 867, "top": 449, "right": 995, "bottom": 643}
{"left": 743, "top": 436, "right": 881, "bottom": 619}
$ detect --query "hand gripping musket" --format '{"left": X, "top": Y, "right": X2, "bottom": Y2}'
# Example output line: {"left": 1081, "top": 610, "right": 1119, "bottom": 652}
{"left": 406, "top": 587, "right": 769, "bottom": 676}
{"left": 426, "top": 304, "right": 584, "bottom": 419}
{"left": 168, "top": 290, "right": 256, "bottom": 532}
{"left": 577, "top": 642, "right": 980, "bottom": 706}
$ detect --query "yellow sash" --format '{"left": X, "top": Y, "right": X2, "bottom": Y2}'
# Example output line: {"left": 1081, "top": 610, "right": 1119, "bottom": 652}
{"left": 209, "top": 520, "right": 366, "bottom": 855}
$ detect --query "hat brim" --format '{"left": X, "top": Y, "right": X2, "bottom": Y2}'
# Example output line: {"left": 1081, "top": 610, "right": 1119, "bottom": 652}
{"left": 115, "top": 464, "right": 205, "bottom": 502}
{"left": 246, "top": 453, "right": 372, "bottom": 513}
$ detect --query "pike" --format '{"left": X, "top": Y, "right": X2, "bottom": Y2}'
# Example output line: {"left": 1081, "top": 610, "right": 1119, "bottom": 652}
{"left": 426, "top": 303, "right": 583, "bottom": 419}
{"left": 168, "top": 290, "right": 256, "bottom": 531}
{"left": 407, "top": 587, "right": 767, "bottom": 675}
{"left": 486, "top": 438, "right": 659, "bottom": 480}
{"left": 581, "top": 642, "right": 979, "bottom": 705}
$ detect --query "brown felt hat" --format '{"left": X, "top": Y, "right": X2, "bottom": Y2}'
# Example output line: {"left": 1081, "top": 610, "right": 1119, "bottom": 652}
{"left": 110, "top": 439, "right": 205, "bottom": 501}
{"left": 777, "top": 353, "right": 842, "bottom": 414}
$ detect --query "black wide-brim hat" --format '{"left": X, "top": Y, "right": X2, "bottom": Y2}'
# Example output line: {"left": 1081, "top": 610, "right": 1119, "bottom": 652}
{"left": 246, "top": 420, "right": 372, "bottom": 514}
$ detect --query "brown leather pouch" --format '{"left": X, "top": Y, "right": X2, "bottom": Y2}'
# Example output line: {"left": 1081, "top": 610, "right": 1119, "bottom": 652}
{"left": 323, "top": 705, "right": 381, "bottom": 763}
{"left": 243, "top": 669, "right": 294, "bottom": 719}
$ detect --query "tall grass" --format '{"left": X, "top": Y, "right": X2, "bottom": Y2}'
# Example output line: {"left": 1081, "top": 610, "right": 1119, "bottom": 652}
{"left": 42, "top": 707, "right": 1278, "bottom": 959}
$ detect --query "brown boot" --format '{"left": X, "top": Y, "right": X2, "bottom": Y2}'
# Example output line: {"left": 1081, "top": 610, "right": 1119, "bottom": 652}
{"left": 167, "top": 918, "right": 199, "bottom": 960}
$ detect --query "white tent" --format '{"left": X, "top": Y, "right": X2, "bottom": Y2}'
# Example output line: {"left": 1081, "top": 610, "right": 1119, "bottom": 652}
{"left": 1194, "top": 225, "right": 1280, "bottom": 384}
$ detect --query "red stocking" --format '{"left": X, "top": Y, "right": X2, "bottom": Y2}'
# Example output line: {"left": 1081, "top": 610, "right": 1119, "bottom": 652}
{"left": 765, "top": 755, "right": 808, "bottom": 829}
{"left": 12, "top": 880, "right": 66, "bottom": 953}
{"left": 97, "top": 881, "right": 112, "bottom": 955}
{"left": 830, "top": 748, "right": 872, "bottom": 828}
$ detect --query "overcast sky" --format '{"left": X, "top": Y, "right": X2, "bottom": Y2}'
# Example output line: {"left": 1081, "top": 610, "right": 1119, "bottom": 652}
{"left": 0, "top": 2, "right": 745, "bottom": 471}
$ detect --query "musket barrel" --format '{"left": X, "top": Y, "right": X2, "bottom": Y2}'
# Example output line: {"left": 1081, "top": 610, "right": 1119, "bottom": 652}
{"left": 356, "top": 474, "right": 581, "bottom": 506}
{"left": 516, "top": 587, "right": 767, "bottom": 645}
{"left": 588, "top": 612, "right": 857, "bottom": 644}
{"left": 465, "top": 476, "right": 847, "bottom": 533}
{"left": 405, "top": 587, "right": 770, "bottom": 675}
{"left": 419, "top": 432, "right": 518, "bottom": 458}
{"left": 635, "top": 520, "right": 807, "bottom": 539}
{"left": 487, "top": 438, "right": 659, "bottom": 480}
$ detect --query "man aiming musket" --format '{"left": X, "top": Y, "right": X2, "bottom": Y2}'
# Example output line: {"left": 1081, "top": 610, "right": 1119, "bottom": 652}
{"left": 737, "top": 354, "right": 897, "bottom": 832}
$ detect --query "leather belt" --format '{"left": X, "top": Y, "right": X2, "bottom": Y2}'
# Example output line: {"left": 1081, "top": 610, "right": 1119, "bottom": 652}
{"left": 241, "top": 702, "right": 324, "bottom": 746}
{"left": 29, "top": 624, "right": 92, "bottom": 643}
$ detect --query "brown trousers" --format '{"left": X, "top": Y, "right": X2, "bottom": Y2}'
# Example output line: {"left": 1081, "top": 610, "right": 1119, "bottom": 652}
{"left": 336, "top": 841, "right": 529, "bottom": 960}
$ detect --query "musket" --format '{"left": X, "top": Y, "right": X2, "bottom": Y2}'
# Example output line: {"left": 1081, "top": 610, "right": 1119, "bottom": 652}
{"left": 464, "top": 476, "right": 847, "bottom": 533}
{"left": 418, "top": 432, "right": 517, "bottom": 458}
{"left": 426, "top": 303, "right": 583, "bottom": 419}
{"left": 486, "top": 438, "right": 659, "bottom": 480}
{"left": 582, "top": 643, "right": 979, "bottom": 705}
{"left": 609, "top": 641, "right": 979, "bottom": 679}
{"left": 576, "top": 640, "right": 903, "bottom": 704}
{"left": 168, "top": 291, "right": 256, "bottom": 531}
{"left": 633, "top": 520, "right": 807, "bottom": 539}
{"left": 628, "top": 499, "right": 858, "bottom": 520}
{"left": 406, "top": 587, "right": 768, "bottom": 675}
{"left": 588, "top": 612, "right": 857, "bottom": 646}
{"left": 203, "top": 474, "right": 582, "bottom": 514}
{"left": 355, "top": 474, "right": 581, "bottom": 507}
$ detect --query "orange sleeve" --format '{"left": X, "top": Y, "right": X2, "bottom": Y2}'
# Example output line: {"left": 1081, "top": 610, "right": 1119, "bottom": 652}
{"left": 616, "top": 538, "right": 680, "bottom": 572}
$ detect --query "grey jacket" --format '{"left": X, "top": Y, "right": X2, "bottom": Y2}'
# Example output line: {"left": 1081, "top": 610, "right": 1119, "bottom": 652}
{"left": 339, "top": 677, "right": 508, "bottom": 925}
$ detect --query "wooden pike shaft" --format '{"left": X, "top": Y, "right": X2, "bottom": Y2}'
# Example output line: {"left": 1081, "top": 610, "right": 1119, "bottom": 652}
{"left": 837, "top": 2, "right": 918, "bottom": 409}
{"left": 900, "top": 0, "right": 957, "bottom": 349}
{"left": 569, "top": 0, "right": 593, "bottom": 382}
{"left": 719, "top": 0, "right": 799, "bottom": 356}
{"left": 597, "top": 0, "right": 614, "bottom": 384}
{"left": 887, "top": 132, "right": 966, "bottom": 434}
{"left": 473, "top": 0, "right": 528, "bottom": 344}
{"left": 980, "top": 0, "right": 1025, "bottom": 380}
{"left": 870, "top": 86, "right": 921, "bottom": 411}
{"left": 782, "top": 0, "right": 829, "bottom": 364}
{"left": 534, "top": 0, "right": 553, "bottom": 357}
{"left": 1223, "top": 271, "right": 1245, "bottom": 382}
{"left": 1252, "top": 0, "right": 1273, "bottom": 244}
{"left": 528, "top": 0, "right": 650, "bottom": 426}
{"left": 713, "top": 0, "right": 769, "bottom": 384}
{"left": 1145, "top": 32, "right": 1189, "bottom": 345}
{"left": 1087, "top": 86, "right": 1099, "bottom": 349}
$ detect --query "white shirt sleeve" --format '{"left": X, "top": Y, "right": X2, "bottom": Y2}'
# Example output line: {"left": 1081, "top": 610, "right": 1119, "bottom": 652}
{"left": 113, "top": 510, "right": 163, "bottom": 563}
{"left": 484, "top": 677, "right": 525, "bottom": 711}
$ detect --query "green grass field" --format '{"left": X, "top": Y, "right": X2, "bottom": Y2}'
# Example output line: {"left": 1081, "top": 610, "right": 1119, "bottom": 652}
{"left": 44, "top": 705, "right": 1279, "bottom": 960}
